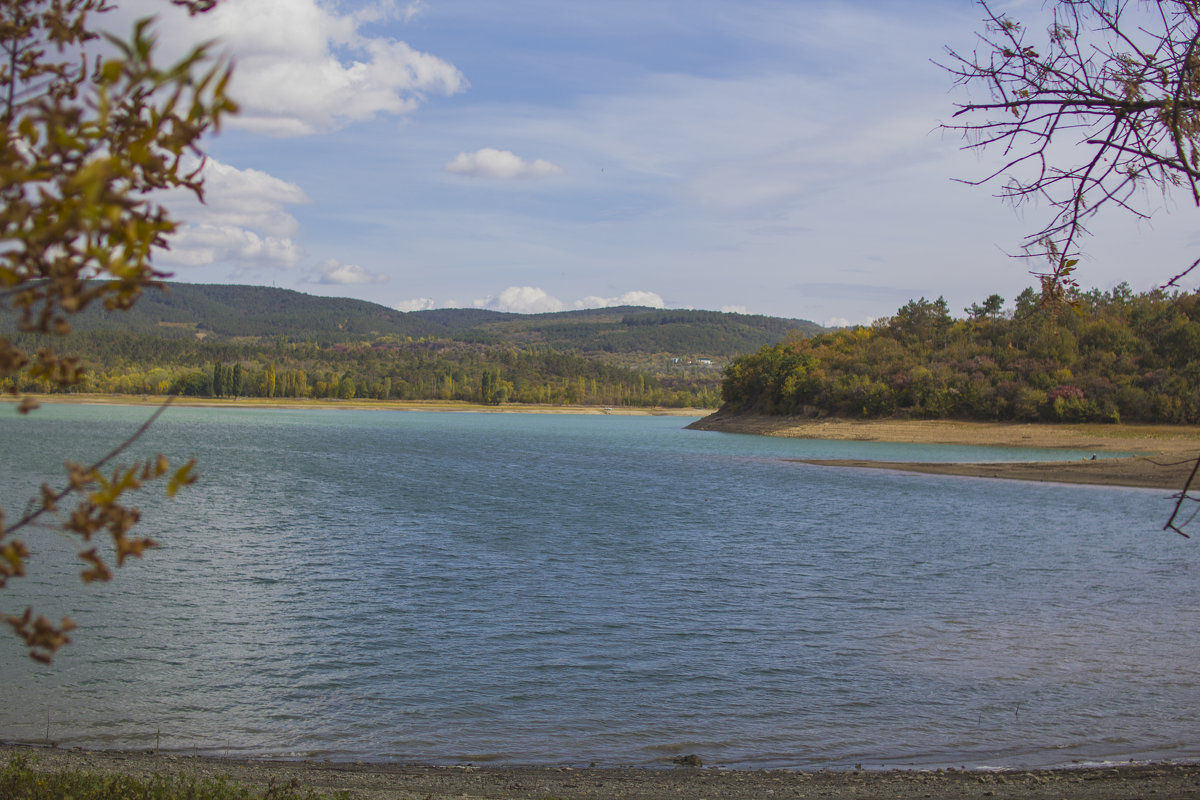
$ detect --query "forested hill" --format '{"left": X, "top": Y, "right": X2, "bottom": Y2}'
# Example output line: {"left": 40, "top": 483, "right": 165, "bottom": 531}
{"left": 69, "top": 282, "right": 822, "bottom": 355}
{"left": 715, "top": 286, "right": 1200, "bottom": 425}
{"left": 9, "top": 282, "right": 822, "bottom": 408}
{"left": 71, "top": 283, "right": 439, "bottom": 339}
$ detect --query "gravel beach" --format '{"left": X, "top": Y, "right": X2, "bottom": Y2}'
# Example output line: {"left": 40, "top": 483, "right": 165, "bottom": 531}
{"left": 4, "top": 745, "right": 1200, "bottom": 800}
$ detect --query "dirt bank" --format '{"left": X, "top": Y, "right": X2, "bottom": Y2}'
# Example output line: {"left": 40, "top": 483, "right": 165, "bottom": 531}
{"left": 689, "top": 413, "right": 1200, "bottom": 490}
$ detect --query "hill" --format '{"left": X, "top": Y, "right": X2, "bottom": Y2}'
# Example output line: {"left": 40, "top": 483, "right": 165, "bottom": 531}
{"left": 714, "top": 286, "right": 1200, "bottom": 424}
{"left": 12, "top": 283, "right": 823, "bottom": 408}
{"left": 66, "top": 283, "right": 822, "bottom": 357}
{"left": 70, "top": 283, "right": 448, "bottom": 339}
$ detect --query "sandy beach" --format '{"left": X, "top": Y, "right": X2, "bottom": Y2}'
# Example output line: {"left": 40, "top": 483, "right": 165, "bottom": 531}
{"left": 4, "top": 745, "right": 1200, "bottom": 800}
{"left": 7, "top": 393, "right": 709, "bottom": 417}
{"left": 689, "top": 412, "right": 1200, "bottom": 490}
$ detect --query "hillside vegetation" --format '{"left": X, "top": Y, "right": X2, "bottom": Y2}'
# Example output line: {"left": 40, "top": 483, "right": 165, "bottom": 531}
{"left": 718, "top": 285, "right": 1200, "bottom": 424}
{"left": 8, "top": 283, "right": 821, "bottom": 408}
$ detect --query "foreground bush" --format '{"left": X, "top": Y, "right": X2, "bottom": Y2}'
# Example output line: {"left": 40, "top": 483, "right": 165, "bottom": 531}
{"left": 0, "top": 756, "right": 345, "bottom": 800}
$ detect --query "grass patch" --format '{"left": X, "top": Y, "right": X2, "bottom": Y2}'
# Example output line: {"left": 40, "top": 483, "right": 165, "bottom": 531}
{"left": 1, "top": 755, "right": 347, "bottom": 800}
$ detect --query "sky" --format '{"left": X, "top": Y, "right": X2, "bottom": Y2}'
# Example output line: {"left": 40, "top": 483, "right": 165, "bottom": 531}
{"left": 106, "top": 0, "right": 1200, "bottom": 327}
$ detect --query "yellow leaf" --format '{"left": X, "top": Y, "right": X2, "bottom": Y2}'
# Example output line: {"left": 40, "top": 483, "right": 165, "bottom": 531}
{"left": 166, "top": 459, "right": 196, "bottom": 498}
{"left": 100, "top": 59, "right": 125, "bottom": 84}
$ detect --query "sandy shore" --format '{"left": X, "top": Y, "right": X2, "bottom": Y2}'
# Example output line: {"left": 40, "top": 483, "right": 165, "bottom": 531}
{"left": 4, "top": 745, "right": 1200, "bottom": 800}
{"left": 14, "top": 396, "right": 1200, "bottom": 487}
{"left": 689, "top": 412, "right": 1200, "bottom": 490}
{"left": 6, "top": 394, "right": 710, "bottom": 417}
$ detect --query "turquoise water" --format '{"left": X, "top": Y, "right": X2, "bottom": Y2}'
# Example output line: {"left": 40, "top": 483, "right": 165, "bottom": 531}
{"left": 0, "top": 404, "right": 1197, "bottom": 770}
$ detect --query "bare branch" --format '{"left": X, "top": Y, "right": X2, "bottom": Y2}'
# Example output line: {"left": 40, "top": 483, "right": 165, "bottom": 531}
{"left": 944, "top": 1, "right": 1200, "bottom": 535}
{"left": 942, "top": 1, "right": 1200, "bottom": 289}
{"left": 1165, "top": 453, "right": 1200, "bottom": 537}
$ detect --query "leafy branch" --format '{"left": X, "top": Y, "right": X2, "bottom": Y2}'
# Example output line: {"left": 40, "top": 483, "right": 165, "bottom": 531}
{"left": 1, "top": 0, "right": 233, "bottom": 659}
{"left": 1, "top": 398, "right": 196, "bottom": 662}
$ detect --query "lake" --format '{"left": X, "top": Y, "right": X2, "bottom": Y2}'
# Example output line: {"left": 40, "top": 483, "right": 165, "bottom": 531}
{"left": 0, "top": 404, "right": 1196, "bottom": 770}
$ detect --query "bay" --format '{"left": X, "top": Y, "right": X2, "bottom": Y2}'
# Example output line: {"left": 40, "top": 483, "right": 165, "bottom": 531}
{"left": 0, "top": 404, "right": 1196, "bottom": 770}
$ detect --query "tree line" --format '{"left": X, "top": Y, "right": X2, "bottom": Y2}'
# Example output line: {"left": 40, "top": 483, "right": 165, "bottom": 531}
{"left": 3, "top": 333, "right": 723, "bottom": 409}
{"left": 720, "top": 286, "right": 1200, "bottom": 424}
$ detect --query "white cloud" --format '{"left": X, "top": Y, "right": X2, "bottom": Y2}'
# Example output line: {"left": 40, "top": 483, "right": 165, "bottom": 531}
{"left": 163, "top": 225, "right": 305, "bottom": 271}
{"left": 312, "top": 259, "right": 387, "bottom": 285}
{"left": 175, "top": 158, "right": 309, "bottom": 237}
{"left": 445, "top": 149, "right": 566, "bottom": 179}
{"left": 474, "top": 287, "right": 565, "bottom": 314}
{"left": 469, "top": 288, "right": 669, "bottom": 314}
{"left": 721, "top": 304, "right": 748, "bottom": 314}
{"left": 823, "top": 316, "right": 875, "bottom": 328}
{"left": 115, "top": 0, "right": 466, "bottom": 137}
{"left": 575, "top": 291, "right": 666, "bottom": 309}
{"left": 394, "top": 297, "right": 437, "bottom": 312}
{"left": 399, "top": 1, "right": 427, "bottom": 23}
{"left": 156, "top": 158, "right": 309, "bottom": 271}
{"left": 352, "top": 0, "right": 427, "bottom": 25}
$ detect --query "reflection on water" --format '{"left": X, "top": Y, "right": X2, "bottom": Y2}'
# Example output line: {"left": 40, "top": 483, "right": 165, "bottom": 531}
{"left": 0, "top": 405, "right": 1196, "bottom": 769}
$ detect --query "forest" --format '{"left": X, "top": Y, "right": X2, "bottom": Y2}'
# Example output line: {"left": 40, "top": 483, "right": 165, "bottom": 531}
{"left": 719, "top": 286, "right": 1200, "bottom": 424}
{"left": 2, "top": 283, "right": 827, "bottom": 408}
{"left": 3, "top": 332, "right": 727, "bottom": 408}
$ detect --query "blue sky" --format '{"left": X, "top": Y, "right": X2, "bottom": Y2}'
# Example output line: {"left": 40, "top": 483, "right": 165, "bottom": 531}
{"left": 111, "top": 0, "right": 1199, "bottom": 326}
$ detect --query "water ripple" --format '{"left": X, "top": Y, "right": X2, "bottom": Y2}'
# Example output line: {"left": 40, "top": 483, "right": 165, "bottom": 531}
{"left": 0, "top": 406, "right": 1196, "bottom": 770}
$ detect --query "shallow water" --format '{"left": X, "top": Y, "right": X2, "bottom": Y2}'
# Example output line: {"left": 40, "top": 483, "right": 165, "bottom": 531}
{"left": 0, "top": 405, "right": 1196, "bottom": 769}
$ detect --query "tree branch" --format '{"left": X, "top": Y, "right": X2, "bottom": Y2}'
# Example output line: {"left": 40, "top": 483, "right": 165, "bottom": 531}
{"left": 4, "top": 397, "right": 176, "bottom": 538}
{"left": 1164, "top": 452, "right": 1200, "bottom": 537}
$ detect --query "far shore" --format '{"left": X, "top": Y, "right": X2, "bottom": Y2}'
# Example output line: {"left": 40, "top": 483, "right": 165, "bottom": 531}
{"left": 688, "top": 412, "right": 1200, "bottom": 490}
{"left": 3, "top": 393, "right": 710, "bottom": 417}
{"left": 4, "top": 744, "right": 1200, "bottom": 800}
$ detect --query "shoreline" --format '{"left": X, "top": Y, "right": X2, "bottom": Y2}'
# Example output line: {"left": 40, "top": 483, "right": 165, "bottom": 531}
{"left": 5, "top": 393, "right": 710, "bottom": 417}
{"left": 4, "top": 745, "right": 1200, "bottom": 800}
{"left": 790, "top": 455, "right": 1198, "bottom": 489}
{"left": 689, "top": 412, "right": 1200, "bottom": 490}
{"left": 11, "top": 397, "right": 1200, "bottom": 487}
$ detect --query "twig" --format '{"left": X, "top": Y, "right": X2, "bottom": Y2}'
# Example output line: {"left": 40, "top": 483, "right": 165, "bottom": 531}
{"left": 1145, "top": 456, "right": 1200, "bottom": 467}
{"left": 1164, "top": 453, "right": 1200, "bottom": 537}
